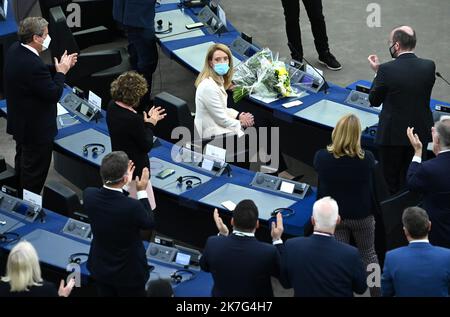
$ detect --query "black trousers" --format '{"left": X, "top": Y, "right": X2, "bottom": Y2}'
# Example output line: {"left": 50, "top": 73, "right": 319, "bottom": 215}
{"left": 280, "top": 0, "right": 330, "bottom": 60}
{"left": 126, "top": 26, "right": 159, "bottom": 113}
{"left": 15, "top": 142, "right": 53, "bottom": 196}
{"left": 96, "top": 281, "right": 146, "bottom": 297}
{"left": 378, "top": 145, "right": 416, "bottom": 195}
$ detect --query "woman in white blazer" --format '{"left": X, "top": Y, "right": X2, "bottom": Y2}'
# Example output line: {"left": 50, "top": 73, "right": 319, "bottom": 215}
{"left": 194, "top": 44, "right": 254, "bottom": 139}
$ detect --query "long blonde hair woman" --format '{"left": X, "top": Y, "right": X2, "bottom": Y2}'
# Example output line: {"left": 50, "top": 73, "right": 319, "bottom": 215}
{"left": 314, "top": 114, "right": 380, "bottom": 297}
{"left": 0, "top": 241, "right": 74, "bottom": 297}
{"left": 194, "top": 43, "right": 254, "bottom": 139}
{"left": 327, "top": 113, "right": 365, "bottom": 159}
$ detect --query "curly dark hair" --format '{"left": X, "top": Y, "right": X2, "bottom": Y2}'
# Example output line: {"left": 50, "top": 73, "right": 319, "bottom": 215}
{"left": 110, "top": 71, "right": 148, "bottom": 107}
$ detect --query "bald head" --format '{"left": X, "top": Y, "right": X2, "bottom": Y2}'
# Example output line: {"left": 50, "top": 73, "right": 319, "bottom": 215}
{"left": 390, "top": 25, "right": 417, "bottom": 52}
{"left": 312, "top": 197, "right": 340, "bottom": 233}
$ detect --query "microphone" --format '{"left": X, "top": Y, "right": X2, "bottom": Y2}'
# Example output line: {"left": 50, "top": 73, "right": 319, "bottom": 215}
{"left": 287, "top": 42, "right": 330, "bottom": 94}
{"left": 302, "top": 56, "right": 330, "bottom": 94}
{"left": 436, "top": 72, "right": 450, "bottom": 86}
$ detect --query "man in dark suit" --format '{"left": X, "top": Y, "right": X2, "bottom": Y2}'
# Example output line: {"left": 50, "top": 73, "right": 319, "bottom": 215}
{"left": 4, "top": 17, "right": 77, "bottom": 195}
{"left": 113, "top": 0, "right": 158, "bottom": 112}
{"left": 200, "top": 200, "right": 284, "bottom": 297}
{"left": 84, "top": 151, "right": 155, "bottom": 297}
{"left": 280, "top": 197, "right": 367, "bottom": 297}
{"left": 406, "top": 116, "right": 450, "bottom": 248}
{"left": 368, "top": 25, "right": 435, "bottom": 195}
{"left": 382, "top": 207, "right": 450, "bottom": 297}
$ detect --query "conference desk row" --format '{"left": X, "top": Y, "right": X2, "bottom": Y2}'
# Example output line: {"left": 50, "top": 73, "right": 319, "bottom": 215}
{"left": 0, "top": 196, "right": 213, "bottom": 296}
{"left": 154, "top": 1, "right": 450, "bottom": 165}
{"left": 0, "top": 84, "right": 317, "bottom": 296}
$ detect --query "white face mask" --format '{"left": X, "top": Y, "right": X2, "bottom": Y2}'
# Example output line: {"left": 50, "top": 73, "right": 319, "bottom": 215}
{"left": 42, "top": 34, "right": 51, "bottom": 50}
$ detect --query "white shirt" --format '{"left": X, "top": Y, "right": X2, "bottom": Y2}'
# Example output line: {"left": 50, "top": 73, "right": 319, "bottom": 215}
{"left": 103, "top": 185, "right": 148, "bottom": 200}
{"left": 397, "top": 51, "right": 415, "bottom": 57}
{"left": 21, "top": 43, "right": 39, "bottom": 56}
{"left": 409, "top": 239, "right": 429, "bottom": 244}
{"left": 194, "top": 77, "right": 243, "bottom": 139}
{"left": 412, "top": 149, "right": 450, "bottom": 163}
{"left": 230, "top": 230, "right": 282, "bottom": 245}
{"left": 313, "top": 232, "right": 333, "bottom": 237}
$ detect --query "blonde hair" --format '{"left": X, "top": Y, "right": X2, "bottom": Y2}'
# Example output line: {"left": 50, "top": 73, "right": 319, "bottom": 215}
{"left": 110, "top": 71, "right": 148, "bottom": 108}
{"left": 195, "top": 43, "right": 234, "bottom": 89}
{"left": 327, "top": 114, "right": 365, "bottom": 159}
{"left": 1, "top": 241, "right": 43, "bottom": 292}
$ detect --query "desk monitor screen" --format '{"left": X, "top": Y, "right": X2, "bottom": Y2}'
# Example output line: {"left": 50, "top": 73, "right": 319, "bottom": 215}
{"left": 300, "top": 73, "right": 320, "bottom": 89}
{"left": 175, "top": 252, "right": 191, "bottom": 266}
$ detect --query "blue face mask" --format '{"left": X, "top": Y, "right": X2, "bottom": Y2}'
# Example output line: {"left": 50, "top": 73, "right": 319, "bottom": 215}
{"left": 213, "top": 63, "right": 230, "bottom": 76}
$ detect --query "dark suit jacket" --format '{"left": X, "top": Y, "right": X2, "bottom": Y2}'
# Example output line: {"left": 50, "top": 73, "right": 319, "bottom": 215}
{"left": 0, "top": 281, "right": 58, "bottom": 297}
{"left": 382, "top": 242, "right": 450, "bottom": 297}
{"left": 200, "top": 234, "right": 281, "bottom": 297}
{"left": 84, "top": 187, "right": 154, "bottom": 287}
{"left": 407, "top": 151, "right": 450, "bottom": 248}
{"left": 112, "top": 0, "right": 156, "bottom": 30}
{"left": 369, "top": 53, "right": 435, "bottom": 146}
{"left": 314, "top": 149, "right": 376, "bottom": 219}
{"left": 280, "top": 234, "right": 367, "bottom": 297}
{"left": 106, "top": 101, "right": 155, "bottom": 178}
{"left": 4, "top": 42, "right": 65, "bottom": 144}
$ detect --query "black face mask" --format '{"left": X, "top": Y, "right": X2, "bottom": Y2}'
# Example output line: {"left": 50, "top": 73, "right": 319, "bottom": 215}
{"left": 389, "top": 43, "right": 398, "bottom": 58}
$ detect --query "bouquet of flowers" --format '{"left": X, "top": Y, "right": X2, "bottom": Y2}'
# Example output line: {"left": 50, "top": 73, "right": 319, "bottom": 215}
{"left": 232, "top": 48, "right": 298, "bottom": 103}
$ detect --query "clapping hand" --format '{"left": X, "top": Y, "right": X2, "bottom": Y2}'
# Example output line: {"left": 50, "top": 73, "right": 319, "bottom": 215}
{"left": 406, "top": 127, "right": 423, "bottom": 157}
{"left": 368, "top": 54, "right": 380, "bottom": 73}
{"left": 144, "top": 106, "right": 167, "bottom": 126}
{"left": 213, "top": 208, "right": 229, "bottom": 236}
{"left": 136, "top": 167, "right": 150, "bottom": 191}
{"left": 271, "top": 212, "right": 284, "bottom": 241}
{"left": 54, "top": 50, "right": 78, "bottom": 74}
{"left": 124, "top": 160, "right": 136, "bottom": 185}
{"left": 58, "top": 277, "right": 75, "bottom": 297}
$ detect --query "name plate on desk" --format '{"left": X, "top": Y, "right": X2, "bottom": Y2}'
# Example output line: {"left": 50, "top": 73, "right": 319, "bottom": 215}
{"left": 250, "top": 172, "right": 310, "bottom": 200}
{"left": 199, "top": 183, "right": 295, "bottom": 220}
{"left": 294, "top": 100, "right": 379, "bottom": 129}
{"left": 11, "top": 229, "right": 90, "bottom": 269}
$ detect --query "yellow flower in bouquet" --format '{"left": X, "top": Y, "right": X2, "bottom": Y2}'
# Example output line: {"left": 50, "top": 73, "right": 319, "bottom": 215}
{"left": 232, "top": 48, "right": 298, "bottom": 103}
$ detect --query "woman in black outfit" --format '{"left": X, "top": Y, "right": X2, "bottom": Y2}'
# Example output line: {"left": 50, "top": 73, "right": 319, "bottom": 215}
{"left": 314, "top": 114, "right": 380, "bottom": 297}
{"left": 0, "top": 241, "right": 74, "bottom": 297}
{"left": 107, "top": 71, "right": 166, "bottom": 208}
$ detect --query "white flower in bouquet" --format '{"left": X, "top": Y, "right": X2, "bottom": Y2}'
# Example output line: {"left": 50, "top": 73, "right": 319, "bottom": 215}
{"left": 232, "top": 48, "right": 298, "bottom": 103}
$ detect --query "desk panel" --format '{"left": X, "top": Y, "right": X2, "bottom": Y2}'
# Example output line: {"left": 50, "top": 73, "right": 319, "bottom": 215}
{"left": 156, "top": 9, "right": 205, "bottom": 42}
{"left": 54, "top": 128, "right": 112, "bottom": 165}
{"left": 150, "top": 157, "right": 212, "bottom": 195}
{"left": 10, "top": 229, "right": 90, "bottom": 268}
{"left": 173, "top": 41, "right": 242, "bottom": 72}
{"left": 200, "top": 183, "right": 296, "bottom": 220}
{"left": 295, "top": 99, "right": 379, "bottom": 129}
{"left": 0, "top": 213, "right": 24, "bottom": 234}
